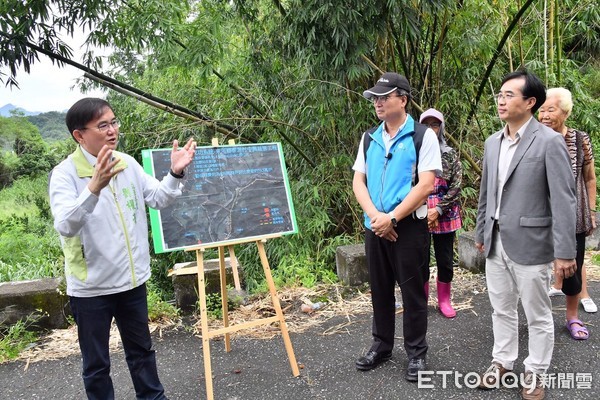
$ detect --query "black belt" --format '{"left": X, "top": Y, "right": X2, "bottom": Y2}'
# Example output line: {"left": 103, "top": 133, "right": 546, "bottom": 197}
{"left": 493, "top": 220, "right": 500, "bottom": 232}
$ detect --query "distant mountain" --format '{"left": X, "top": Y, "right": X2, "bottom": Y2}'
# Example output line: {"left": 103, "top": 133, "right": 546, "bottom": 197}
{"left": 0, "top": 105, "right": 67, "bottom": 142}
{"left": 0, "top": 103, "right": 42, "bottom": 117}
{"left": 27, "top": 111, "right": 69, "bottom": 142}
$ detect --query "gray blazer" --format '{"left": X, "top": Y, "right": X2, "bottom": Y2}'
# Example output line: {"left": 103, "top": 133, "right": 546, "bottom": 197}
{"left": 475, "top": 118, "right": 576, "bottom": 265}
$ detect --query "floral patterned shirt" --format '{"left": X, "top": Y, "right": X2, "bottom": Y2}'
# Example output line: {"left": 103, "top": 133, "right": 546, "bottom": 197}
{"left": 427, "top": 147, "right": 462, "bottom": 233}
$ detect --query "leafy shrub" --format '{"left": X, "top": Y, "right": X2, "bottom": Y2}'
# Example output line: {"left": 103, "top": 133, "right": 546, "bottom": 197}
{"left": 146, "top": 281, "right": 179, "bottom": 322}
{"left": 0, "top": 315, "right": 40, "bottom": 363}
{"left": 203, "top": 292, "right": 239, "bottom": 320}
{"left": 0, "top": 176, "right": 63, "bottom": 282}
{"left": 0, "top": 151, "right": 19, "bottom": 188}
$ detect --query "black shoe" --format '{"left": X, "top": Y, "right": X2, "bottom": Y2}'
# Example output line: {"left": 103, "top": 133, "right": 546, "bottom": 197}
{"left": 405, "top": 358, "right": 426, "bottom": 382}
{"left": 355, "top": 350, "right": 392, "bottom": 371}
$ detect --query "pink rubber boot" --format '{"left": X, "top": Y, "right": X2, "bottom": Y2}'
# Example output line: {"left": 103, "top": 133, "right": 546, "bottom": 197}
{"left": 437, "top": 279, "right": 456, "bottom": 318}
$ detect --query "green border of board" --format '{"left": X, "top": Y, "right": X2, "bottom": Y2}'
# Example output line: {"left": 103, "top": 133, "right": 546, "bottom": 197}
{"left": 141, "top": 142, "right": 298, "bottom": 253}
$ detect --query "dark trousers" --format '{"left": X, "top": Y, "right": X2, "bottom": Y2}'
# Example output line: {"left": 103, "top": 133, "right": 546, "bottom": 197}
{"left": 426, "top": 231, "right": 456, "bottom": 283}
{"left": 365, "top": 216, "right": 429, "bottom": 360}
{"left": 70, "top": 283, "right": 166, "bottom": 400}
{"left": 562, "top": 232, "right": 585, "bottom": 296}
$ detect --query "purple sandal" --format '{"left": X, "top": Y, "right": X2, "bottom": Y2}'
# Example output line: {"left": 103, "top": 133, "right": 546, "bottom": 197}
{"left": 566, "top": 319, "right": 589, "bottom": 340}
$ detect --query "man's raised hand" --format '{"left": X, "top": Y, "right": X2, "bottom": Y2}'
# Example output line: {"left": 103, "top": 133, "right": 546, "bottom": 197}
{"left": 88, "top": 145, "right": 123, "bottom": 195}
{"left": 170, "top": 138, "right": 197, "bottom": 175}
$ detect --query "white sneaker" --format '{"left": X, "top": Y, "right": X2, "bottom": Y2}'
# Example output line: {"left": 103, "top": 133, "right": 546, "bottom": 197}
{"left": 581, "top": 297, "right": 598, "bottom": 313}
{"left": 548, "top": 286, "right": 565, "bottom": 297}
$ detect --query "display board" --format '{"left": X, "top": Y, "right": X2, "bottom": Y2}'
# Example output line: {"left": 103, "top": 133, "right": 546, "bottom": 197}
{"left": 142, "top": 143, "right": 298, "bottom": 253}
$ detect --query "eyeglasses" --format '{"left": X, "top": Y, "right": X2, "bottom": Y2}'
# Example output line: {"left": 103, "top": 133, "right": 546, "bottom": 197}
{"left": 425, "top": 123, "right": 441, "bottom": 129}
{"left": 371, "top": 94, "right": 401, "bottom": 104}
{"left": 493, "top": 92, "right": 529, "bottom": 102}
{"left": 81, "top": 119, "right": 121, "bottom": 133}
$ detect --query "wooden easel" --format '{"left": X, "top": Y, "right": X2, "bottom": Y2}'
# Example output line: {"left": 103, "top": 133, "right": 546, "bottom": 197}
{"left": 188, "top": 139, "right": 298, "bottom": 399}
{"left": 190, "top": 238, "right": 299, "bottom": 400}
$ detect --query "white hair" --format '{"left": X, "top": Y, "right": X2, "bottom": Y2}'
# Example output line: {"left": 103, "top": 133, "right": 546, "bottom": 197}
{"left": 546, "top": 87, "right": 573, "bottom": 118}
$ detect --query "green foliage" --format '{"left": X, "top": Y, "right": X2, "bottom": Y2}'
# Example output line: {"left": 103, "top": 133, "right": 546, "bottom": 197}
{"left": 0, "top": 116, "right": 38, "bottom": 185}
{"left": 276, "top": 0, "right": 379, "bottom": 80}
{"left": 561, "top": 0, "right": 600, "bottom": 62}
{"left": 0, "top": 176, "right": 63, "bottom": 282}
{"left": 1, "top": 0, "right": 599, "bottom": 297}
{"left": 0, "top": 175, "right": 47, "bottom": 217}
{"left": 0, "top": 118, "right": 16, "bottom": 150}
{"left": 0, "top": 315, "right": 40, "bottom": 363}
{"left": 0, "top": 115, "right": 58, "bottom": 183}
{"left": 563, "top": 67, "right": 600, "bottom": 137}
{"left": 0, "top": 0, "right": 117, "bottom": 86}
{"left": 26, "top": 112, "right": 69, "bottom": 142}
{"left": 146, "top": 281, "right": 179, "bottom": 322}
{"left": 47, "top": 138, "right": 78, "bottom": 167}
{"left": 204, "top": 293, "right": 223, "bottom": 319}
{"left": 203, "top": 292, "right": 238, "bottom": 320}
{"left": 1, "top": 116, "right": 39, "bottom": 153}
{"left": 148, "top": 247, "right": 196, "bottom": 301}
{"left": 0, "top": 151, "right": 19, "bottom": 188}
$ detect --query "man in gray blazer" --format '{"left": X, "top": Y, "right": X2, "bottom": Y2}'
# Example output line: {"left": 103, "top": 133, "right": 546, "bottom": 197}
{"left": 475, "top": 70, "right": 576, "bottom": 400}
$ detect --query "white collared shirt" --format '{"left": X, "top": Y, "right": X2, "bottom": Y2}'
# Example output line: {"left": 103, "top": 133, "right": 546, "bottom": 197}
{"left": 352, "top": 121, "right": 441, "bottom": 175}
{"left": 494, "top": 117, "right": 533, "bottom": 219}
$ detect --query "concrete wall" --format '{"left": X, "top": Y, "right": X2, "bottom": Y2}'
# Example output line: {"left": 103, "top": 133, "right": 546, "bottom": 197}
{"left": 3, "top": 220, "right": 599, "bottom": 329}
{"left": 334, "top": 225, "right": 600, "bottom": 286}
{"left": 457, "top": 231, "right": 485, "bottom": 273}
{"left": 170, "top": 258, "right": 238, "bottom": 313}
{"left": 0, "top": 257, "right": 241, "bottom": 331}
{"left": 0, "top": 278, "right": 70, "bottom": 330}
{"left": 335, "top": 233, "right": 486, "bottom": 287}
{"left": 335, "top": 244, "right": 369, "bottom": 286}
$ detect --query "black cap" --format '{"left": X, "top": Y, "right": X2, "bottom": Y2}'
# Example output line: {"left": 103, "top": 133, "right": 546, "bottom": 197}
{"left": 363, "top": 72, "right": 411, "bottom": 99}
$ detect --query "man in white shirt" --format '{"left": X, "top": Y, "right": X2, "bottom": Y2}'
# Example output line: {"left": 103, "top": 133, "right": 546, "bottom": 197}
{"left": 352, "top": 72, "right": 441, "bottom": 381}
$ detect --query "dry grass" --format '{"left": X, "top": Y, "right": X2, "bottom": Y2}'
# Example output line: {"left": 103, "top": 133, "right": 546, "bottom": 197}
{"left": 15, "top": 267, "right": 485, "bottom": 365}
{"left": 12, "top": 252, "right": 600, "bottom": 365}
{"left": 585, "top": 251, "right": 600, "bottom": 280}
{"left": 192, "top": 267, "right": 487, "bottom": 340}
{"left": 15, "top": 319, "right": 179, "bottom": 366}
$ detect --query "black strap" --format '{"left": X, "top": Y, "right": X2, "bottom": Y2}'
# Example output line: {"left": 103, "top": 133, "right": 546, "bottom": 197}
{"left": 362, "top": 127, "right": 377, "bottom": 161}
{"left": 362, "top": 122, "right": 427, "bottom": 185}
{"left": 169, "top": 169, "right": 185, "bottom": 179}
{"left": 411, "top": 122, "right": 427, "bottom": 186}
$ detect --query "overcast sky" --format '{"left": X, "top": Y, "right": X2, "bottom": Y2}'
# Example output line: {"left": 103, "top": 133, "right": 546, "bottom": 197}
{"left": 0, "top": 30, "right": 108, "bottom": 113}
{"left": 0, "top": 62, "right": 107, "bottom": 113}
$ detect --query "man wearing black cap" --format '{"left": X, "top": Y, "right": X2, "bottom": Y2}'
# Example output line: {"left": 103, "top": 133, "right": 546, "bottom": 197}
{"left": 352, "top": 72, "right": 442, "bottom": 381}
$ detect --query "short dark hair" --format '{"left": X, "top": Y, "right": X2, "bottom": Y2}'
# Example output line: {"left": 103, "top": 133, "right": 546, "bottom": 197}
{"left": 395, "top": 88, "right": 411, "bottom": 99}
{"left": 65, "top": 98, "right": 113, "bottom": 141}
{"left": 500, "top": 70, "right": 546, "bottom": 114}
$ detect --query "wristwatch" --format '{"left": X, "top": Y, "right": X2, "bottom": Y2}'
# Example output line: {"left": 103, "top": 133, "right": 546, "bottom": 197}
{"left": 169, "top": 169, "right": 185, "bottom": 179}
{"left": 389, "top": 212, "right": 397, "bottom": 227}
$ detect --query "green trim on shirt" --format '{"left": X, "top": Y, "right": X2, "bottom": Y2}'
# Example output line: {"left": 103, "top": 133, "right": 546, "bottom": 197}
{"left": 63, "top": 235, "right": 87, "bottom": 282}
{"left": 70, "top": 146, "right": 128, "bottom": 178}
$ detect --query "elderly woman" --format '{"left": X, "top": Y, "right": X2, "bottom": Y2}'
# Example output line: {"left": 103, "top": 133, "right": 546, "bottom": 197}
{"left": 538, "top": 87, "right": 597, "bottom": 340}
{"left": 419, "top": 108, "right": 462, "bottom": 318}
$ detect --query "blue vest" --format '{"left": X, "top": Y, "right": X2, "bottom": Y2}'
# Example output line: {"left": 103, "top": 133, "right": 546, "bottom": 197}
{"left": 364, "top": 116, "right": 420, "bottom": 229}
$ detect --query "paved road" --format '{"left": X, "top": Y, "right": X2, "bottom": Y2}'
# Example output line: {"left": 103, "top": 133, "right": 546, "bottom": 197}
{"left": 1, "top": 278, "right": 599, "bottom": 399}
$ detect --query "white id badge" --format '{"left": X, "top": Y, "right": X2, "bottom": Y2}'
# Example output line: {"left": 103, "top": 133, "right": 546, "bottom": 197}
{"left": 413, "top": 204, "right": 427, "bottom": 220}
